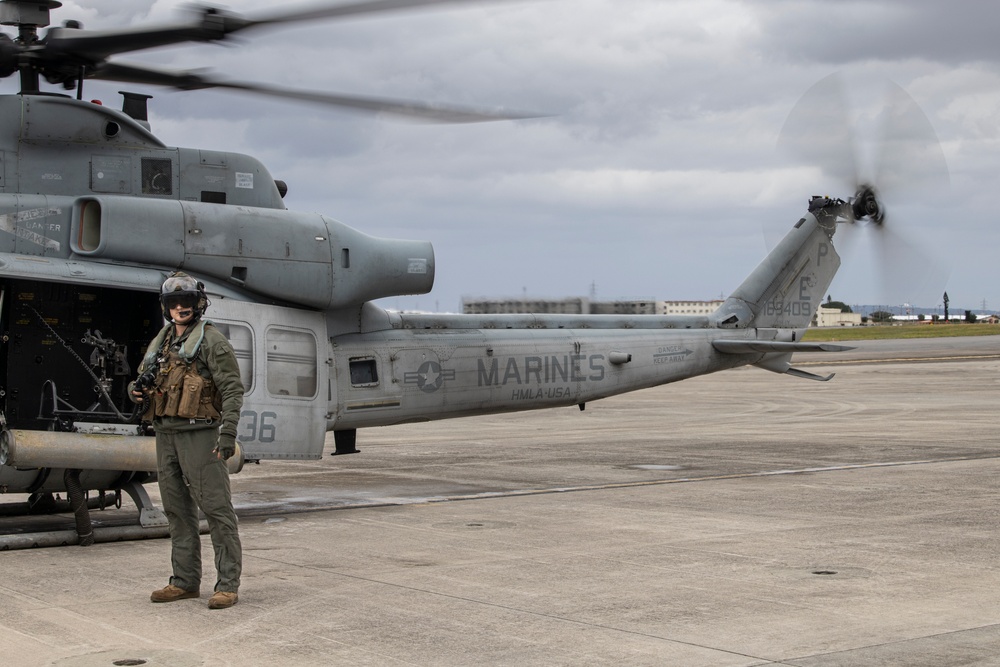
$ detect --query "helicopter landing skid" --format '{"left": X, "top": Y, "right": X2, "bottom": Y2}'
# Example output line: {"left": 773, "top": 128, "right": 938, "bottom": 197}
{"left": 121, "top": 480, "right": 167, "bottom": 528}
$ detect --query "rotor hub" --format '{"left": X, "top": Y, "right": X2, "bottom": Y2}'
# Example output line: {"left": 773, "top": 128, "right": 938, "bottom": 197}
{"left": 851, "top": 185, "right": 884, "bottom": 225}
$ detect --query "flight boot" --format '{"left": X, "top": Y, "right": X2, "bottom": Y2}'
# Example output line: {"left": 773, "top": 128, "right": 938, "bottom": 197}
{"left": 208, "top": 591, "right": 239, "bottom": 609}
{"left": 150, "top": 584, "right": 200, "bottom": 603}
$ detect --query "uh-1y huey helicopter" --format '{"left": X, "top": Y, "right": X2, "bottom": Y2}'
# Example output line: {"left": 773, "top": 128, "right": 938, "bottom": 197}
{"left": 0, "top": 0, "right": 918, "bottom": 546}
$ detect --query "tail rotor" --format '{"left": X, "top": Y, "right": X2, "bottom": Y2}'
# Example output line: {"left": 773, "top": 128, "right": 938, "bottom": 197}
{"left": 776, "top": 74, "right": 950, "bottom": 307}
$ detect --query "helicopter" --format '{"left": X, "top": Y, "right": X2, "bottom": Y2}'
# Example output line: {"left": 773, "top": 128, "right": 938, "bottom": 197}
{"left": 0, "top": 0, "right": 896, "bottom": 545}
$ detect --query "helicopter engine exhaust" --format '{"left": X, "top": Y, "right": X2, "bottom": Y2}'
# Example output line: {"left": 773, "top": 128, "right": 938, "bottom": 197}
{"left": 70, "top": 196, "right": 435, "bottom": 309}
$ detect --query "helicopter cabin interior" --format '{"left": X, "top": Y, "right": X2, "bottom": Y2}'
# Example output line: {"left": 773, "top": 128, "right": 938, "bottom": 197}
{"left": 1, "top": 278, "right": 161, "bottom": 432}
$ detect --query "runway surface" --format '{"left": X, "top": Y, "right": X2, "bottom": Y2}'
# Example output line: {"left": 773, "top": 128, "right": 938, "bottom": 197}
{"left": 1, "top": 334, "right": 998, "bottom": 666}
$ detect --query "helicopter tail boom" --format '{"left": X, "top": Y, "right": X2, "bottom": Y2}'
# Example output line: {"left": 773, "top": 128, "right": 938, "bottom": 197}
{"left": 712, "top": 204, "right": 841, "bottom": 330}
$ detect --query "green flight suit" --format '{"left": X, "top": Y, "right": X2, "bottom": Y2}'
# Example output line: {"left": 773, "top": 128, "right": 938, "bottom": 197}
{"left": 135, "top": 320, "right": 245, "bottom": 594}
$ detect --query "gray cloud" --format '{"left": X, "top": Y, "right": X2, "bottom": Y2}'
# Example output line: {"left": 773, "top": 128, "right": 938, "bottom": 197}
{"left": 1, "top": 0, "right": 996, "bottom": 313}
{"left": 749, "top": 0, "right": 1000, "bottom": 67}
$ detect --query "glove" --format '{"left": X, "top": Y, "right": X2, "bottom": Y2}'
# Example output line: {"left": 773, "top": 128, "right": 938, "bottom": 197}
{"left": 216, "top": 433, "right": 237, "bottom": 461}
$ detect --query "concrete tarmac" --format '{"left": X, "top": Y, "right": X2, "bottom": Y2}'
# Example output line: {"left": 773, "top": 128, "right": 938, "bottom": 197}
{"left": 1, "top": 334, "right": 999, "bottom": 666}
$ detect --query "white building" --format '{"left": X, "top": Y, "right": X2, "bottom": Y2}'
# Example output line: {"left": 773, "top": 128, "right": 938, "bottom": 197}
{"left": 813, "top": 306, "right": 862, "bottom": 327}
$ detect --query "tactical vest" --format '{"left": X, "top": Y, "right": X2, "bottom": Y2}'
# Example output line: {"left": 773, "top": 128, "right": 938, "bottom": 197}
{"left": 143, "top": 323, "right": 223, "bottom": 422}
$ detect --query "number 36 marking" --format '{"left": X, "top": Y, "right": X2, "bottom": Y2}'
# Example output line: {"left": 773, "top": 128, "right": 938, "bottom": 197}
{"left": 239, "top": 410, "right": 277, "bottom": 443}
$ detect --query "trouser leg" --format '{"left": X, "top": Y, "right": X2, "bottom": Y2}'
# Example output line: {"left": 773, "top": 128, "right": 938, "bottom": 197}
{"left": 156, "top": 431, "right": 202, "bottom": 591}
{"left": 181, "top": 428, "right": 242, "bottom": 593}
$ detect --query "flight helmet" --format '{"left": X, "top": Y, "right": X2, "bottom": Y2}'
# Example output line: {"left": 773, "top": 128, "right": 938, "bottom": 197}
{"left": 160, "top": 271, "right": 208, "bottom": 322}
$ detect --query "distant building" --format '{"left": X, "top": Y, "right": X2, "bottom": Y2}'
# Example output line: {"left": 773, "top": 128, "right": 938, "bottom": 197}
{"left": 462, "top": 297, "right": 725, "bottom": 316}
{"left": 462, "top": 297, "right": 589, "bottom": 314}
{"left": 813, "top": 306, "right": 862, "bottom": 327}
{"left": 656, "top": 300, "right": 725, "bottom": 316}
{"left": 589, "top": 300, "right": 659, "bottom": 315}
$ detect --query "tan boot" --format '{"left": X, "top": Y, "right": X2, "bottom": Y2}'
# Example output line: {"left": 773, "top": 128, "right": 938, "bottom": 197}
{"left": 150, "top": 584, "right": 200, "bottom": 603}
{"left": 208, "top": 591, "right": 239, "bottom": 609}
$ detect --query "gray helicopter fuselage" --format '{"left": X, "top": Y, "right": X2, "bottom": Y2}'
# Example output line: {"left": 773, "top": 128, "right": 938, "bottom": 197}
{"left": 329, "top": 310, "right": 739, "bottom": 428}
{"left": 0, "top": 94, "right": 434, "bottom": 308}
{"left": 0, "top": 91, "right": 849, "bottom": 502}
{"left": 0, "top": 94, "right": 286, "bottom": 208}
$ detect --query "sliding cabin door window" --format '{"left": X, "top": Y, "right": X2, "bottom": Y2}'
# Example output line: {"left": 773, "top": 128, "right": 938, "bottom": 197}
{"left": 265, "top": 327, "right": 317, "bottom": 398}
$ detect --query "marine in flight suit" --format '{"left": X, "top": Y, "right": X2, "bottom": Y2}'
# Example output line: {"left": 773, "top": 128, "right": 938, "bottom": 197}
{"left": 130, "top": 272, "right": 245, "bottom": 610}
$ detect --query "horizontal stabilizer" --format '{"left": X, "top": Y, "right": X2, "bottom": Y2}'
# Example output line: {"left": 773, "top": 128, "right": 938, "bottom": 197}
{"left": 713, "top": 340, "right": 854, "bottom": 354}
{"left": 714, "top": 341, "right": 850, "bottom": 382}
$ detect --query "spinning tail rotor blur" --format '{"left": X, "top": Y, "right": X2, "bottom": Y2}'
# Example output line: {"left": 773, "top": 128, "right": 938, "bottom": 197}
{"left": 776, "top": 74, "right": 951, "bottom": 308}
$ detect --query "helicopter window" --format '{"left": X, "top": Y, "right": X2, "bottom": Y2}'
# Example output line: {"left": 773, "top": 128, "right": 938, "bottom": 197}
{"left": 349, "top": 358, "right": 378, "bottom": 386}
{"left": 212, "top": 322, "right": 254, "bottom": 393}
{"left": 141, "top": 158, "right": 173, "bottom": 196}
{"left": 265, "top": 327, "right": 317, "bottom": 398}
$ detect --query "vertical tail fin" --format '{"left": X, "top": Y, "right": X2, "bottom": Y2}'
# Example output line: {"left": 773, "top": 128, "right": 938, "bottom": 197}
{"left": 713, "top": 207, "right": 841, "bottom": 329}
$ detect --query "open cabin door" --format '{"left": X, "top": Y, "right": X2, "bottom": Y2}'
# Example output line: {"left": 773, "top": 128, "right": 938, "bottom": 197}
{"left": 209, "top": 299, "right": 329, "bottom": 461}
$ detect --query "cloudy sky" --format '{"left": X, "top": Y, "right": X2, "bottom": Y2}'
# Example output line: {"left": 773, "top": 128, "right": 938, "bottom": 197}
{"left": 5, "top": 0, "right": 998, "bottom": 314}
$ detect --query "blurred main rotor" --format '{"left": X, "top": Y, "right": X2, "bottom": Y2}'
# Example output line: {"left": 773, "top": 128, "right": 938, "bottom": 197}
{"left": 0, "top": 0, "right": 538, "bottom": 122}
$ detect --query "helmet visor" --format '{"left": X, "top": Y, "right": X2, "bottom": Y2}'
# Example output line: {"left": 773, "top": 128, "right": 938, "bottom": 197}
{"left": 162, "top": 293, "right": 199, "bottom": 311}
{"left": 162, "top": 274, "right": 199, "bottom": 294}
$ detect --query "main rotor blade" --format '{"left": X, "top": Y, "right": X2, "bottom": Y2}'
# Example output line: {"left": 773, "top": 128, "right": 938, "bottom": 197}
{"left": 92, "top": 62, "right": 544, "bottom": 123}
{"left": 43, "top": 1, "right": 518, "bottom": 64}
{"left": 243, "top": 0, "right": 517, "bottom": 27}
{"left": 44, "top": 23, "right": 244, "bottom": 64}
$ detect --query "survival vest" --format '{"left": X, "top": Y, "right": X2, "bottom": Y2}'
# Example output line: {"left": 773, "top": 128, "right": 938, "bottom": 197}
{"left": 141, "top": 320, "right": 223, "bottom": 422}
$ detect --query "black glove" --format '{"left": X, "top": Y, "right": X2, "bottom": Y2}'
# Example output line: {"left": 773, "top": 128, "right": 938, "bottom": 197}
{"left": 216, "top": 433, "right": 237, "bottom": 461}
